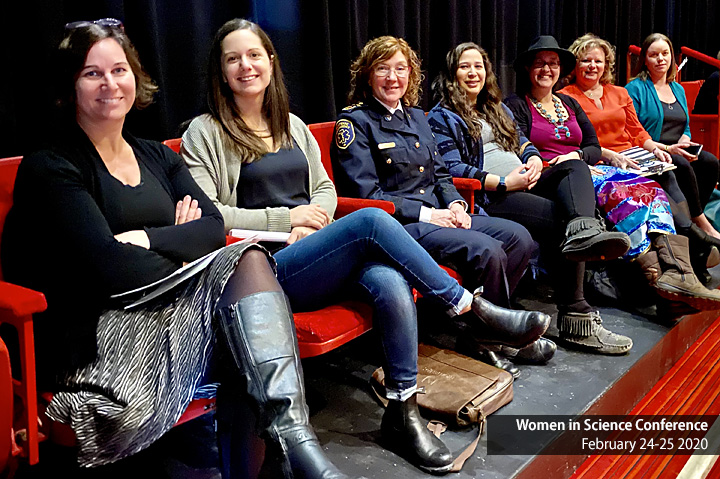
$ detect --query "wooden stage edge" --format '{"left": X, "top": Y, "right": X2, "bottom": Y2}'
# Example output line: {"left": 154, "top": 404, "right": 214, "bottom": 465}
{"left": 516, "top": 309, "right": 720, "bottom": 479}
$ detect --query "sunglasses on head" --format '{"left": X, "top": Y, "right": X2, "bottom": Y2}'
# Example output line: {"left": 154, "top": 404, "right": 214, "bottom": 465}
{"left": 64, "top": 18, "right": 124, "bottom": 31}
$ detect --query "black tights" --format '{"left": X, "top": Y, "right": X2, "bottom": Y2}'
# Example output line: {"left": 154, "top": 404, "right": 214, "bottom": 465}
{"left": 670, "top": 151, "right": 720, "bottom": 218}
{"left": 217, "top": 248, "right": 281, "bottom": 309}
{"left": 484, "top": 161, "right": 595, "bottom": 313}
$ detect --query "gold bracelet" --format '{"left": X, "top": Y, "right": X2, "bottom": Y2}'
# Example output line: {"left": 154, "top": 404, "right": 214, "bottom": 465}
{"left": 664, "top": 145, "right": 669, "bottom": 152}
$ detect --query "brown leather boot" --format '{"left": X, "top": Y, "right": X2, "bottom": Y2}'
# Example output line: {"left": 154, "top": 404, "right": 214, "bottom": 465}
{"left": 653, "top": 234, "right": 720, "bottom": 311}
{"left": 635, "top": 250, "right": 661, "bottom": 284}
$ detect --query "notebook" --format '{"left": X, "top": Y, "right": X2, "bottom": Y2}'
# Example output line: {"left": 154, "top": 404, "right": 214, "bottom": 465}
{"left": 620, "top": 146, "right": 676, "bottom": 176}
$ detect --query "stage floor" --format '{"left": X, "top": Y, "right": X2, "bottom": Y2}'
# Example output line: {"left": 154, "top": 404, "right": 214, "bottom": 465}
{"left": 14, "top": 267, "right": 720, "bottom": 479}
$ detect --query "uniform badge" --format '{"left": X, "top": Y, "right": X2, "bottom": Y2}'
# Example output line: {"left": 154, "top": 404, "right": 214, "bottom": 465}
{"left": 335, "top": 119, "right": 355, "bottom": 149}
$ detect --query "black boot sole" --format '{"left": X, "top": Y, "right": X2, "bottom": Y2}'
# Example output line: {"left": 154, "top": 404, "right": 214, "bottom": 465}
{"left": 379, "top": 430, "right": 455, "bottom": 475}
{"left": 562, "top": 235, "right": 630, "bottom": 262}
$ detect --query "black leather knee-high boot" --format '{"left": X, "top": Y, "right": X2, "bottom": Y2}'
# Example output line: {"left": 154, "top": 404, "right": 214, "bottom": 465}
{"left": 217, "top": 291, "right": 352, "bottom": 479}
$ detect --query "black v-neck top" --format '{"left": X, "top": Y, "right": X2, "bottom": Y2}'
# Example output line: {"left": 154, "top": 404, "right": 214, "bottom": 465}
{"left": 236, "top": 140, "right": 310, "bottom": 209}
{"left": 98, "top": 156, "right": 176, "bottom": 234}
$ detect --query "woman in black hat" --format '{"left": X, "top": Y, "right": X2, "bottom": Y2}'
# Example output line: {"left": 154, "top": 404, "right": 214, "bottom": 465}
{"left": 429, "top": 40, "right": 634, "bottom": 356}
{"left": 506, "top": 36, "right": 720, "bottom": 326}
{"left": 505, "top": 36, "right": 641, "bottom": 353}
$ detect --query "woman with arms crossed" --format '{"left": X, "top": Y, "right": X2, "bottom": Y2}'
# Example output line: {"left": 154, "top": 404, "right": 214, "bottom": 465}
{"left": 1, "top": 20, "right": 355, "bottom": 478}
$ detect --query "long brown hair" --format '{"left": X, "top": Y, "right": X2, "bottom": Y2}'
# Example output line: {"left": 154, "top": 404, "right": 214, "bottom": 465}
{"left": 432, "top": 42, "right": 519, "bottom": 153}
{"left": 632, "top": 33, "right": 677, "bottom": 83}
{"left": 207, "top": 19, "right": 291, "bottom": 163}
{"left": 347, "top": 36, "right": 423, "bottom": 107}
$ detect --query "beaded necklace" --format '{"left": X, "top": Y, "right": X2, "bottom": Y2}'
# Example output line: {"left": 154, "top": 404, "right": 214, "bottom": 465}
{"left": 529, "top": 95, "right": 571, "bottom": 139}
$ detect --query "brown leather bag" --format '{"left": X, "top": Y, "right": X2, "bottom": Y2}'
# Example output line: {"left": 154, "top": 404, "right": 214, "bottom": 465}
{"left": 372, "top": 344, "right": 514, "bottom": 471}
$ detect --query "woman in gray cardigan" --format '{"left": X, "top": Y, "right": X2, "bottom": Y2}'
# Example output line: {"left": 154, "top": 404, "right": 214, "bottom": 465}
{"left": 182, "top": 19, "right": 549, "bottom": 475}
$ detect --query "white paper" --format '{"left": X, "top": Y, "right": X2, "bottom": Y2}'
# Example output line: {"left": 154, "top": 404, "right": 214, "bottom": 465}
{"left": 229, "top": 229, "right": 290, "bottom": 243}
{"left": 111, "top": 239, "right": 255, "bottom": 309}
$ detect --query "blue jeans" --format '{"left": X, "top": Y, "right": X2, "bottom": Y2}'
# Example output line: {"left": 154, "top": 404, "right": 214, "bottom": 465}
{"left": 273, "top": 208, "right": 466, "bottom": 392}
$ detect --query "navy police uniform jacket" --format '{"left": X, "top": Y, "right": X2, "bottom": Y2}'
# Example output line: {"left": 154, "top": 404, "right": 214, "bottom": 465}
{"left": 331, "top": 99, "right": 465, "bottom": 224}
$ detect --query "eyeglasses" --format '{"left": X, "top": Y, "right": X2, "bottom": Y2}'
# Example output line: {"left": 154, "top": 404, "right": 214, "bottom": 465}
{"left": 374, "top": 64, "right": 410, "bottom": 78}
{"left": 65, "top": 18, "right": 124, "bottom": 31}
{"left": 531, "top": 60, "right": 561, "bottom": 70}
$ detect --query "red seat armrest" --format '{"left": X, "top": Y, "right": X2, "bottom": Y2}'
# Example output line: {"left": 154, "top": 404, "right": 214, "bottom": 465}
{"left": 0, "top": 282, "right": 47, "bottom": 319}
{"left": 335, "top": 197, "right": 395, "bottom": 219}
{"left": 452, "top": 178, "right": 482, "bottom": 214}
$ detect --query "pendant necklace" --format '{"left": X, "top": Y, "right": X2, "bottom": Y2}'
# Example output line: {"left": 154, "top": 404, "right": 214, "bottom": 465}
{"left": 530, "top": 95, "right": 571, "bottom": 139}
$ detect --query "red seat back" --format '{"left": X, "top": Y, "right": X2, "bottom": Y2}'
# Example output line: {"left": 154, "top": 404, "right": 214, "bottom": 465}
{"left": 0, "top": 158, "right": 22, "bottom": 282}
{"left": 162, "top": 138, "right": 182, "bottom": 154}
{"left": 308, "top": 122, "right": 336, "bottom": 181}
{"left": 681, "top": 80, "right": 705, "bottom": 112}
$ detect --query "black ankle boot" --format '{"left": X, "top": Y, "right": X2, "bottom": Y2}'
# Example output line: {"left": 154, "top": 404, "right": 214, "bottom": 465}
{"left": 500, "top": 337, "right": 557, "bottom": 365}
{"left": 381, "top": 394, "right": 453, "bottom": 474}
{"left": 471, "top": 288, "right": 550, "bottom": 348}
{"left": 217, "top": 292, "right": 353, "bottom": 479}
{"left": 477, "top": 345, "right": 521, "bottom": 378}
{"left": 679, "top": 224, "right": 720, "bottom": 283}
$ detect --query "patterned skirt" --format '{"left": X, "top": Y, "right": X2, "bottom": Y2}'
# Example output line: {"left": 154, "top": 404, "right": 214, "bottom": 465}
{"left": 45, "top": 242, "right": 267, "bottom": 467}
{"left": 591, "top": 165, "right": 676, "bottom": 258}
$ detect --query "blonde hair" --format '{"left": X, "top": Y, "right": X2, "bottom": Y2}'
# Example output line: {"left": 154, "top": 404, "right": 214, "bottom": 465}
{"left": 347, "top": 36, "right": 423, "bottom": 107}
{"left": 567, "top": 33, "right": 616, "bottom": 85}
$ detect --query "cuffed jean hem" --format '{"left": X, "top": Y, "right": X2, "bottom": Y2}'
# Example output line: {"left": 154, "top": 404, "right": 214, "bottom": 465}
{"left": 385, "top": 383, "right": 418, "bottom": 402}
{"left": 448, "top": 288, "right": 473, "bottom": 317}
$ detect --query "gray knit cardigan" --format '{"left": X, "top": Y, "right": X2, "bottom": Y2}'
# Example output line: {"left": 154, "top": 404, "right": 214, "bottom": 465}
{"left": 182, "top": 113, "right": 337, "bottom": 233}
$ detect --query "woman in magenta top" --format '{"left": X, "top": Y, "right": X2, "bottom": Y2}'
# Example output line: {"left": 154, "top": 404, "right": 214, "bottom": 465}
{"left": 506, "top": 36, "right": 720, "bottom": 316}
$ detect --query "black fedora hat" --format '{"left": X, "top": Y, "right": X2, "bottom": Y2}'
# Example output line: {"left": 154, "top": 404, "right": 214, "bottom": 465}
{"left": 513, "top": 35, "right": 576, "bottom": 75}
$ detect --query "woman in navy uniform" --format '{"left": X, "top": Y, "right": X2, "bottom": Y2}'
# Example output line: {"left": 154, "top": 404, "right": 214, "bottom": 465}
{"left": 332, "top": 36, "right": 535, "bottom": 309}
{"left": 181, "top": 20, "right": 550, "bottom": 474}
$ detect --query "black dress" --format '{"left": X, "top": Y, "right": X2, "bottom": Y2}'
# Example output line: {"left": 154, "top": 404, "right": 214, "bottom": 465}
{"left": 2, "top": 126, "right": 261, "bottom": 466}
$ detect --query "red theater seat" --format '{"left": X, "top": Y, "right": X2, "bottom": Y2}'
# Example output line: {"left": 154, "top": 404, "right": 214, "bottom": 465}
{"left": 0, "top": 156, "right": 217, "bottom": 469}
{"left": 168, "top": 138, "right": 378, "bottom": 358}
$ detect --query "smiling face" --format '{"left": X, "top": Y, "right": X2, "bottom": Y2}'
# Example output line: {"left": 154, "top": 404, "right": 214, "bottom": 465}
{"left": 575, "top": 47, "right": 605, "bottom": 89}
{"left": 455, "top": 48, "right": 486, "bottom": 102}
{"left": 528, "top": 51, "right": 561, "bottom": 92}
{"left": 75, "top": 38, "right": 136, "bottom": 125}
{"left": 369, "top": 50, "right": 409, "bottom": 109}
{"left": 221, "top": 29, "right": 273, "bottom": 103}
{"left": 645, "top": 40, "right": 672, "bottom": 80}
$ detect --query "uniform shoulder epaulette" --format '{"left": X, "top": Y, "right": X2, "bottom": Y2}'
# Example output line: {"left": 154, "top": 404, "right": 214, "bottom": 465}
{"left": 342, "top": 102, "right": 365, "bottom": 112}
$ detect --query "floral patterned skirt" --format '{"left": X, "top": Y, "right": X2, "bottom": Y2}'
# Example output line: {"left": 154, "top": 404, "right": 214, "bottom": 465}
{"left": 591, "top": 165, "right": 675, "bottom": 258}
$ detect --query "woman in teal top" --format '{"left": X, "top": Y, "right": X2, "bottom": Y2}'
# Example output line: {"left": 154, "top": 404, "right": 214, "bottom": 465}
{"left": 626, "top": 33, "right": 720, "bottom": 241}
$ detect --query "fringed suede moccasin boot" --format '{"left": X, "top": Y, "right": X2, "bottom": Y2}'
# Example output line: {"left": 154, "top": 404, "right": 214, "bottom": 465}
{"left": 561, "top": 216, "right": 631, "bottom": 262}
{"left": 557, "top": 310, "right": 633, "bottom": 355}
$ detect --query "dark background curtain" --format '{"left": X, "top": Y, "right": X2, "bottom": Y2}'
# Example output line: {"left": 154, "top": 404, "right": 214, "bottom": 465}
{"left": 1, "top": 0, "right": 718, "bottom": 157}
